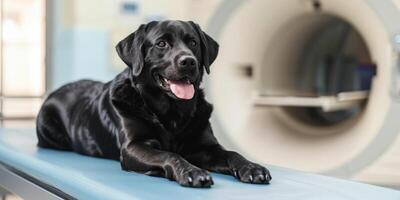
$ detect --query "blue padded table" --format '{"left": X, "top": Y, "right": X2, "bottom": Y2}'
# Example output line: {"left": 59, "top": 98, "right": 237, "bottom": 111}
{"left": 0, "top": 129, "right": 399, "bottom": 200}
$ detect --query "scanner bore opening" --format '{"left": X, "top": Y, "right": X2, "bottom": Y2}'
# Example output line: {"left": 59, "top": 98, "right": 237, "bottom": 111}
{"left": 281, "top": 15, "right": 376, "bottom": 127}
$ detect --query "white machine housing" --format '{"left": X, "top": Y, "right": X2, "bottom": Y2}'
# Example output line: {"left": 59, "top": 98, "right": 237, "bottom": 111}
{"left": 188, "top": 0, "right": 400, "bottom": 187}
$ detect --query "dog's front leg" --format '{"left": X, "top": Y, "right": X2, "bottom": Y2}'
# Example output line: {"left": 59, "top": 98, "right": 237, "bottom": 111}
{"left": 120, "top": 142, "right": 214, "bottom": 188}
{"left": 185, "top": 145, "right": 271, "bottom": 184}
{"left": 183, "top": 125, "right": 271, "bottom": 184}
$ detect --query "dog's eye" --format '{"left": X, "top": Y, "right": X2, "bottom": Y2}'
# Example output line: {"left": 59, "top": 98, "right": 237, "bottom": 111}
{"left": 156, "top": 41, "right": 167, "bottom": 48}
{"left": 189, "top": 40, "right": 197, "bottom": 47}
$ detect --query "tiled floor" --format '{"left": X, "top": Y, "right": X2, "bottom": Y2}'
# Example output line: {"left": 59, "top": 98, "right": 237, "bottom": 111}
{"left": 0, "top": 186, "right": 22, "bottom": 200}
{"left": 4, "top": 194, "right": 23, "bottom": 200}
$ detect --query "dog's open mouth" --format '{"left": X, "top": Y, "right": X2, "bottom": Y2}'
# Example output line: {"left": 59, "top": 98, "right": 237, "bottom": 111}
{"left": 158, "top": 75, "right": 195, "bottom": 100}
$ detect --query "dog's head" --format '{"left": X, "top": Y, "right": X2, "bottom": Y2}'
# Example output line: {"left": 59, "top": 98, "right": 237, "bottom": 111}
{"left": 116, "top": 20, "right": 219, "bottom": 100}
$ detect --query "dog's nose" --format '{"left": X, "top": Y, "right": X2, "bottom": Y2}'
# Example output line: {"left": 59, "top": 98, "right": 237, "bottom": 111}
{"left": 178, "top": 56, "right": 197, "bottom": 68}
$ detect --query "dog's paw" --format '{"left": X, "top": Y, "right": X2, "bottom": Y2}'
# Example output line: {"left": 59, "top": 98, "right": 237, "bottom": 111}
{"left": 176, "top": 167, "right": 213, "bottom": 188}
{"left": 232, "top": 163, "right": 271, "bottom": 184}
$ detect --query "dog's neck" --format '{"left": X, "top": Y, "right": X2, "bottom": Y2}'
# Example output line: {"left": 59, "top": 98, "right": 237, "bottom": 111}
{"left": 136, "top": 83, "right": 198, "bottom": 132}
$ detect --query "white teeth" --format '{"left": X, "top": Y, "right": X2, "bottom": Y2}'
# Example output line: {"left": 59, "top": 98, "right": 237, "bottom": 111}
{"left": 163, "top": 78, "right": 170, "bottom": 84}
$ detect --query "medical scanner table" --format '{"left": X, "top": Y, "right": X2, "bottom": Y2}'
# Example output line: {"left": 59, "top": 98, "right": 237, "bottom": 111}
{"left": 0, "top": 129, "right": 399, "bottom": 200}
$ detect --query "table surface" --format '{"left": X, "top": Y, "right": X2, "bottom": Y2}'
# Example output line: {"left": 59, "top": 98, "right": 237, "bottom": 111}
{"left": 0, "top": 128, "right": 399, "bottom": 200}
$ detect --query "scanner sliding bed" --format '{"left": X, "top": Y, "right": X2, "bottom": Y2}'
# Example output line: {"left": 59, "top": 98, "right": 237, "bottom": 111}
{"left": 0, "top": 129, "right": 399, "bottom": 200}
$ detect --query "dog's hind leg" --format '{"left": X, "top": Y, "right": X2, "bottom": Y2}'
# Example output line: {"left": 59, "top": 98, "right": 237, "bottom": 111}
{"left": 36, "top": 104, "right": 72, "bottom": 151}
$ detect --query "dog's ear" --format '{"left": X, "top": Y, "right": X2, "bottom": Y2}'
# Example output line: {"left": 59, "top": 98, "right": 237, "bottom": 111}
{"left": 189, "top": 21, "right": 219, "bottom": 74}
{"left": 115, "top": 24, "right": 147, "bottom": 77}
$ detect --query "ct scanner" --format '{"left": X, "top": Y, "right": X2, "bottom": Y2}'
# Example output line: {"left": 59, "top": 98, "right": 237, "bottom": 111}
{"left": 192, "top": 0, "right": 400, "bottom": 186}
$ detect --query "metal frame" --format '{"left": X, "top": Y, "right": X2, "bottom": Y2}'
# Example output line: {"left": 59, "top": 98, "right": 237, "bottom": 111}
{"left": 0, "top": 164, "right": 63, "bottom": 200}
{"left": 45, "top": 0, "right": 52, "bottom": 93}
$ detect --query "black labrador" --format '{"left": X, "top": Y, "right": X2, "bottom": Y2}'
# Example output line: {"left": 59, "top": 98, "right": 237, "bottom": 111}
{"left": 36, "top": 20, "right": 271, "bottom": 188}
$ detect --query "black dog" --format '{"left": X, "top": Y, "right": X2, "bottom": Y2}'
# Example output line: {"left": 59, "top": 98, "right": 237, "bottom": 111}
{"left": 36, "top": 20, "right": 271, "bottom": 188}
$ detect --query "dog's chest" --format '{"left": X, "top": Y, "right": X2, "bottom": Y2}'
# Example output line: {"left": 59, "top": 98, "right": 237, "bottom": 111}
{"left": 153, "top": 109, "right": 194, "bottom": 151}
{"left": 159, "top": 112, "right": 191, "bottom": 134}
{"left": 154, "top": 98, "right": 196, "bottom": 133}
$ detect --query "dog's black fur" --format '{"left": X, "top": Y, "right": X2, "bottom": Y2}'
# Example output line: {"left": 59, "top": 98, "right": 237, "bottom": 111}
{"left": 36, "top": 20, "right": 271, "bottom": 187}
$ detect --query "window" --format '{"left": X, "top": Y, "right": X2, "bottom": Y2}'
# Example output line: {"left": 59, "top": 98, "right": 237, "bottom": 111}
{"left": 0, "top": 0, "right": 45, "bottom": 124}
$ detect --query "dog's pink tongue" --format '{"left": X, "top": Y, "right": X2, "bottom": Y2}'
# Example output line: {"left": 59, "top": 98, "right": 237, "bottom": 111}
{"left": 168, "top": 80, "right": 194, "bottom": 100}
